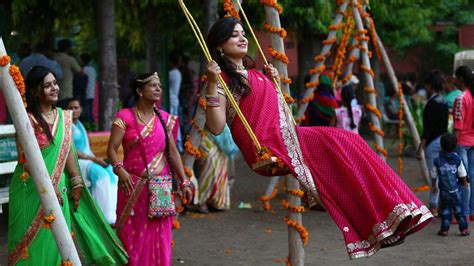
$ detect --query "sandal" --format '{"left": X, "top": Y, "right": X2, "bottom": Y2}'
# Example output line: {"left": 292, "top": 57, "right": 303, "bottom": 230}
{"left": 437, "top": 230, "right": 448, "bottom": 236}
{"left": 381, "top": 235, "right": 405, "bottom": 248}
{"left": 460, "top": 229, "right": 470, "bottom": 236}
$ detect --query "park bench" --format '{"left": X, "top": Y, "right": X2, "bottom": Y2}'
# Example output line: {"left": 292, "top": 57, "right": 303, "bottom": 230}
{"left": 0, "top": 124, "right": 16, "bottom": 214}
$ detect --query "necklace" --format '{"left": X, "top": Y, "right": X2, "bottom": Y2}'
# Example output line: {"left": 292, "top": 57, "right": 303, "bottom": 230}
{"left": 135, "top": 107, "right": 154, "bottom": 130}
{"left": 236, "top": 65, "right": 246, "bottom": 71}
{"left": 42, "top": 109, "right": 56, "bottom": 124}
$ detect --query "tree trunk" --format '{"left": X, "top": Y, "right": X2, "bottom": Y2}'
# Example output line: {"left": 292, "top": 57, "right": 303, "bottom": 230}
{"left": 96, "top": 0, "right": 118, "bottom": 131}
{"left": 146, "top": 3, "right": 158, "bottom": 72}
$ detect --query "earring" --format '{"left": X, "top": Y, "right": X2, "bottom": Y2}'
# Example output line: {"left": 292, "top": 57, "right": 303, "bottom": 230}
{"left": 217, "top": 48, "right": 224, "bottom": 57}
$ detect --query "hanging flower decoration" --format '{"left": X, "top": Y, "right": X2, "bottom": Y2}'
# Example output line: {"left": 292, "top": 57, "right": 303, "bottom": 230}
{"left": 280, "top": 76, "right": 292, "bottom": 85}
{"left": 184, "top": 166, "right": 193, "bottom": 178}
{"left": 285, "top": 216, "right": 309, "bottom": 245}
{"left": 368, "top": 122, "right": 385, "bottom": 137}
{"left": 283, "top": 93, "right": 295, "bottom": 104}
{"left": 281, "top": 199, "right": 305, "bottom": 213}
{"left": 361, "top": 65, "right": 375, "bottom": 78}
{"left": 184, "top": 136, "right": 202, "bottom": 159}
{"left": 373, "top": 142, "right": 388, "bottom": 158}
{"left": 268, "top": 47, "right": 289, "bottom": 65}
{"left": 322, "top": 37, "right": 337, "bottom": 45}
{"left": 260, "top": 181, "right": 279, "bottom": 211}
{"left": 260, "top": 0, "right": 283, "bottom": 14}
{"left": 190, "top": 119, "right": 206, "bottom": 138}
{"left": 365, "top": 103, "right": 381, "bottom": 118}
{"left": 0, "top": 55, "right": 27, "bottom": 107}
{"left": 286, "top": 188, "right": 305, "bottom": 197}
{"left": 308, "top": 65, "right": 326, "bottom": 75}
{"left": 304, "top": 80, "right": 319, "bottom": 89}
{"left": 331, "top": 10, "right": 354, "bottom": 81}
{"left": 364, "top": 86, "right": 377, "bottom": 94}
{"left": 264, "top": 22, "right": 287, "bottom": 39}
{"left": 223, "top": 0, "right": 240, "bottom": 19}
{"left": 198, "top": 98, "right": 206, "bottom": 110}
{"left": 295, "top": 115, "right": 306, "bottom": 125}
{"left": 299, "top": 92, "right": 315, "bottom": 104}
{"left": 328, "top": 23, "right": 343, "bottom": 31}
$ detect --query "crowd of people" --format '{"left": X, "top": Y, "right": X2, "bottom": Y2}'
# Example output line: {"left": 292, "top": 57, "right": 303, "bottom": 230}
{"left": 4, "top": 18, "right": 474, "bottom": 265}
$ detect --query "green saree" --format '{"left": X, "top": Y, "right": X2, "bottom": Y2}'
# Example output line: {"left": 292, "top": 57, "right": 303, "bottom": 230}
{"left": 8, "top": 108, "right": 128, "bottom": 265}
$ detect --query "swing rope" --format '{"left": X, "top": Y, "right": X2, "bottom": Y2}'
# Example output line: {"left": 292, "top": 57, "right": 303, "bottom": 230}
{"left": 178, "top": 0, "right": 264, "bottom": 152}
{"left": 234, "top": 0, "right": 296, "bottom": 125}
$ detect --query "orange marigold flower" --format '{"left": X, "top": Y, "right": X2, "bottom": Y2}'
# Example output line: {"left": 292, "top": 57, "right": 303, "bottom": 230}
{"left": 223, "top": 0, "right": 240, "bottom": 19}
{"left": 268, "top": 47, "right": 289, "bottom": 65}
{"left": 60, "top": 260, "right": 73, "bottom": 266}
{"left": 260, "top": 0, "right": 283, "bottom": 14}
{"left": 198, "top": 98, "right": 206, "bottom": 110}
{"left": 365, "top": 104, "right": 382, "bottom": 118}
{"left": 43, "top": 214, "right": 56, "bottom": 229}
{"left": 322, "top": 37, "right": 337, "bottom": 45}
{"left": 260, "top": 181, "right": 279, "bottom": 211}
{"left": 264, "top": 22, "right": 287, "bottom": 39}
{"left": 283, "top": 93, "right": 295, "bottom": 104}
{"left": 173, "top": 218, "right": 181, "bottom": 230}
{"left": 0, "top": 55, "right": 11, "bottom": 66}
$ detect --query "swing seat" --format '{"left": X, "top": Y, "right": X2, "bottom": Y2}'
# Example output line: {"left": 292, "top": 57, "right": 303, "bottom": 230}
{"left": 252, "top": 156, "right": 290, "bottom": 175}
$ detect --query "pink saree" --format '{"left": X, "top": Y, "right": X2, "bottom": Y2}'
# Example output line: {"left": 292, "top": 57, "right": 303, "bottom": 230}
{"left": 222, "top": 69, "right": 433, "bottom": 259}
{"left": 113, "top": 108, "right": 178, "bottom": 266}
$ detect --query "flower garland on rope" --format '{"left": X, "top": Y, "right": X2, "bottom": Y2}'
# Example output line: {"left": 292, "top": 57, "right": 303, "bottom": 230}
{"left": 331, "top": 9, "right": 354, "bottom": 82}
{"left": 223, "top": 0, "right": 240, "bottom": 19}
{"left": 284, "top": 216, "right": 309, "bottom": 246}
{"left": 190, "top": 119, "right": 207, "bottom": 139}
{"left": 264, "top": 22, "right": 287, "bottom": 39}
{"left": 397, "top": 82, "right": 404, "bottom": 175}
{"left": 268, "top": 47, "right": 289, "bottom": 65}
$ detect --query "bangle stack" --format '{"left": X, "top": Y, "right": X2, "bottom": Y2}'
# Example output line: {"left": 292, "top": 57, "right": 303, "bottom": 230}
{"left": 205, "top": 95, "right": 220, "bottom": 107}
{"left": 112, "top": 161, "right": 124, "bottom": 174}
{"left": 70, "top": 176, "right": 84, "bottom": 189}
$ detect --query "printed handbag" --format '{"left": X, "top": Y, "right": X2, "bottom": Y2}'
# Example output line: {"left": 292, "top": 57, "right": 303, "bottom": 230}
{"left": 148, "top": 174, "right": 176, "bottom": 218}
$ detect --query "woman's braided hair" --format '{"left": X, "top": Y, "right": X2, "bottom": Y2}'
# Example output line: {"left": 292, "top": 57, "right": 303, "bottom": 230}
{"left": 130, "top": 73, "right": 175, "bottom": 181}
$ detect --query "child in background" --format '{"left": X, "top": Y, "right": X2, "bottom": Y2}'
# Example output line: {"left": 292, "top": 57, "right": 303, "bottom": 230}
{"left": 331, "top": 85, "right": 362, "bottom": 133}
{"left": 431, "top": 133, "right": 470, "bottom": 236}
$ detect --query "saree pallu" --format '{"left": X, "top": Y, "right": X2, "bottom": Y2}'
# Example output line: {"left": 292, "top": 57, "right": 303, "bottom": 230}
{"left": 73, "top": 120, "right": 118, "bottom": 224}
{"left": 222, "top": 70, "right": 433, "bottom": 259}
{"left": 114, "top": 108, "right": 177, "bottom": 266}
{"left": 8, "top": 108, "right": 127, "bottom": 265}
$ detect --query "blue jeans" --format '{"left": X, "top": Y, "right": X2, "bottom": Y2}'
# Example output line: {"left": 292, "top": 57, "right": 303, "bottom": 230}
{"left": 425, "top": 137, "right": 441, "bottom": 209}
{"left": 440, "top": 190, "right": 468, "bottom": 231}
{"left": 456, "top": 144, "right": 474, "bottom": 216}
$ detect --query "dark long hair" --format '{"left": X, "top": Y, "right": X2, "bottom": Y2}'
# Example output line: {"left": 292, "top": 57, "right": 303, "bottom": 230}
{"left": 455, "top": 66, "right": 473, "bottom": 95}
{"left": 206, "top": 17, "right": 254, "bottom": 96}
{"left": 25, "top": 66, "right": 55, "bottom": 142}
{"left": 341, "top": 85, "right": 356, "bottom": 129}
{"left": 129, "top": 73, "right": 175, "bottom": 179}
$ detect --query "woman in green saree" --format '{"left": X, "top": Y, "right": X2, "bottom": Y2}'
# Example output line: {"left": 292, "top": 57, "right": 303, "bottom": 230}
{"left": 8, "top": 66, "right": 128, "bottom": 265}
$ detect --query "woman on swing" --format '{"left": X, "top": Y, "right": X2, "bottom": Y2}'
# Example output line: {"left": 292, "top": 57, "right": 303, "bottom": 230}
{"left": 204, "top": 17, "right": 432, "bottom": 259}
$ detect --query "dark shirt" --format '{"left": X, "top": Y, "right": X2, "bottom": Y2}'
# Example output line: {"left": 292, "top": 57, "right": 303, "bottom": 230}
{"left": 422, "top": 94, "right": 448, "bottom": 146}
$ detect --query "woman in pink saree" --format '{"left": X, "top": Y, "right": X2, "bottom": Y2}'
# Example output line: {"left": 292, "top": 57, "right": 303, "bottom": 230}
{"left": 204, "top": 17, "right": 433, "bottom": 259}
{"left": 108, "top": 72, "right": 193, "bottom": 266}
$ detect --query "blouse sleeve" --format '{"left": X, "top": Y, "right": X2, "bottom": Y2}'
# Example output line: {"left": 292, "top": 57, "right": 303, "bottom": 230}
{"left": 113, "top": 109, "right": 128, "bottom": 130}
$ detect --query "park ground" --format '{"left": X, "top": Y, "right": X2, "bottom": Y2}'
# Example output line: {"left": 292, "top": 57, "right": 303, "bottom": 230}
{"left": 1, "top": 137, "right": 473, "bottom": 265}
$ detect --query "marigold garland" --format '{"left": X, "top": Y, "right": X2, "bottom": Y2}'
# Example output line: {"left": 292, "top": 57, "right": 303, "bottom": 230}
{"left": 328, "top": 23, "right": 343, "bottom": 31}
{"left": 322, "top": 37, "right": 337, "bottom": 45}
{"left": 286, "top": 188, "right": 305, "bottom": 197}
{"left": 260, "top": 0, "right": 283, "bottom": 14}
{"left": 20, "top": 172, "right": 29, "bottom": 182}
{"left": 283, "top": 93, "right": 295, "bottom": 104}
{"left": 60, "top": 260, "right": 73, "bottom": 266}
{"left": 331, "top": 12, "right": 353, "bottom": 81}
{"left": 304, "top": 80, "right": 319, "bottom": 89}
{"left": 364, "top": 86, "right": 377, "bottom": 94}
{"left": 1, "top": 55, "right": 27, "bottom": 107}
{"left": 313, "top": 55, "right": 326, "bottom": 62}
{"left": 365, "top": 103, "right": 381, "bottom": 118}
{"left": 308, "top": 65, "right": 326, "bottom": 75}
{"left": 0, "top": 55, "right": 10, "bottom": 66}
{"left": 281, "top": 199, "right": 305, "bottom": 213}
{"left": 268, "top": 46, "right": 289, "bottom": 65}
{"left": 361, "top": 65, "right": 375, "bottom": 78}
{"left": 223, "top": 0, "right": 240, "bottom": 19}
{"left": 299, "top": 92, "right": 315, "bottom": 104}
{"left": 280, "top": 76, "right": 292, "bottom": 84}
{"left": 184, "top": 166, "right": 193, "bottom": 178}
{"left": 184, "top": 136, "right": 202, "bottom": 159}
{"left": 412, "top": 184, "right": 430, "bottom": 192}
{"left": 373, "top": 142, "right": 388, "bottom": 158}
{"left": 43, "top": 213, "right": 56, "bottom": 229}
{"left": 190, "top": 119, "right": 206, "bottom": 138}
{"left": 368, "top": 122, "right": 385, "bottom": 137}
{"left": 260, "top": 181, "right": 279, "bottom": 211}
{"left": 264, "top": 22, "right": 287, "bottom": 39}
{"left": 285, "top": 216, "right": 309, "bottom": 245}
